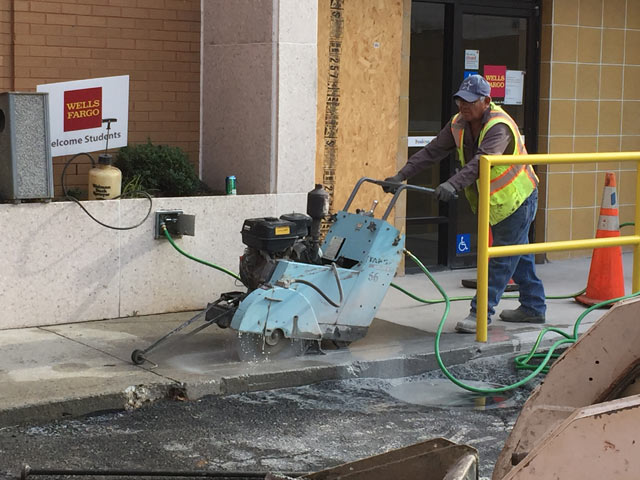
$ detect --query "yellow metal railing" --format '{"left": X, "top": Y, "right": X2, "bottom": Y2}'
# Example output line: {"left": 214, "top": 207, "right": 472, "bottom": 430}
{"left": 476, "top": 152, "right": 640, "bottom": 342}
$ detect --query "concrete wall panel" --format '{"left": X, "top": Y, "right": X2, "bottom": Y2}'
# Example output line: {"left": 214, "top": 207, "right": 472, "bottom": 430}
{"left": 277, "top": 42, "right": 317, "bottom": 194}
{"left": 278, "top": 0, "right": 318, "bottom": 44}
{"left": 0, "top": 193, "right": 306, "bottom": 330}
{"left": 202, "top": 0, "right": 273, "bottom": 45}
{"left": 0, "top": 201, "right": 120, "bottom": 328}
{"left": 201, "top": 0, "right": 317, "bottom": 196}
{"left": 201, "top": 43, "right": 274, "bottom": 195}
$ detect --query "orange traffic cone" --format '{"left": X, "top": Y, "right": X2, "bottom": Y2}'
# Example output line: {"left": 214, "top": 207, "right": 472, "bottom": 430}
{"left": 575, "top": 172, "right": 625, "bottom": 307}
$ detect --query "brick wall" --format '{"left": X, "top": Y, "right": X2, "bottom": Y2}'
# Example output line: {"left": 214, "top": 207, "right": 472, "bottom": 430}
{"left": 0, "top": 1, "right": 13, "bottom": 90}
{"left": 0, "top": 0, "right": 201, "bottom": 197}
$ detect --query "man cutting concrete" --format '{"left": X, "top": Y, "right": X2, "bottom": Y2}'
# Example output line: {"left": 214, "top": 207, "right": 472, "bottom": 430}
{"left": 383, "top": 74, "right": 546, "bottom": 333}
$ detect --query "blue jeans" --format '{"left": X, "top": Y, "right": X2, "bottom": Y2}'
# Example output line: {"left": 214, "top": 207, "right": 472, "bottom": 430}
{"left": 471, "top": 189, "right": 546, "bottom": 318}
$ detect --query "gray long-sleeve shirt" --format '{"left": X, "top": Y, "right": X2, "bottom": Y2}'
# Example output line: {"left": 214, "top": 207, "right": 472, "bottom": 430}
{"left": 398, "top": 107, "right": 515, "bottom": 192}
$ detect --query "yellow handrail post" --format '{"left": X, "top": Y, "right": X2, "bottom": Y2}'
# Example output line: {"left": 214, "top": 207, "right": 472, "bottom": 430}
{"left": 473, "top": 151, "right": 640, "bottom": 345}
{"left": 634, "top": 165, "right": 640, "bottom": 293}
{"left": 476, "top": 155, "right": 491, "bottom": 342}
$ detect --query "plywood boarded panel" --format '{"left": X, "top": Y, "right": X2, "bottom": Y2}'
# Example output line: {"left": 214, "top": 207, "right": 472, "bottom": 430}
{"left": 316, "top": 0, "right": 405, "bottom": 218}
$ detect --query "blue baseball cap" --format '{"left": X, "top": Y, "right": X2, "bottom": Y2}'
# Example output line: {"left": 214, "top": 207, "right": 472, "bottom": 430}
{"left": 453, "top": 75, "right": 491, "bottom": 102}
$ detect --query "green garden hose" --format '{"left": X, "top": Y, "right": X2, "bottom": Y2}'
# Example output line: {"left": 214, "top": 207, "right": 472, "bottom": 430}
{"left": 403, "top": 248, "right": 640, "bottom": 393}
{"left": 391, "top": 281, "right": 585, "bottom": 303}
{"left": 161, "top": 224, "right": 242, "bottom": 282}
{"left": 160, "top": 221, "right": 638, "bottom": 392}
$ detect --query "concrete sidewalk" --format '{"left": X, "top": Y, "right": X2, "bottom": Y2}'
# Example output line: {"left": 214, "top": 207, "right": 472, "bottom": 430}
{"left": 0, "top": 254, "right": 634, "bottom": 427}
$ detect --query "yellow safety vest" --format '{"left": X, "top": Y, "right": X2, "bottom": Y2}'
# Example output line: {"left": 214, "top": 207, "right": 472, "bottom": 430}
{"left": 451, "top": 103, "right": 538, "bottom": 225}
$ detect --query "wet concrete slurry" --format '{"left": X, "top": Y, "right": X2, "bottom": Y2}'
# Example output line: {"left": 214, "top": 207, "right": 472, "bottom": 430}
{"left": 0, "top": 355, "right": 540, "bottom": 480}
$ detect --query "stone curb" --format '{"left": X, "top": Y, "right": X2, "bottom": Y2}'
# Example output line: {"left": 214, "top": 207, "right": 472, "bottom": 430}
{"left": 0, "top": 334, "right": 549, "bottom": 428}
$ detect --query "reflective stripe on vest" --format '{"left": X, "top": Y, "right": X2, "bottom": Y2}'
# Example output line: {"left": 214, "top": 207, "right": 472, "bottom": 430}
{"left": 477, "top": 114, "right": 534, "bottom": 196}
{"left": 450, "top": 103, "right": 538, "bottom": 224}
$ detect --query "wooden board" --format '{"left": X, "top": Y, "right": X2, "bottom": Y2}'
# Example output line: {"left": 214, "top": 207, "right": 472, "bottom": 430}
{"left": 316, "top": 0, "right": 406, "bottom": 222}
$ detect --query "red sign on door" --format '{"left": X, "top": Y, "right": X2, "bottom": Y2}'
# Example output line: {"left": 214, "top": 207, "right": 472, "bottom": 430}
{"left": 483, "top": 65, "right": 506, "bottom": 98}
{"left": 63, "top": 87, "right": 102, "bottom": 132}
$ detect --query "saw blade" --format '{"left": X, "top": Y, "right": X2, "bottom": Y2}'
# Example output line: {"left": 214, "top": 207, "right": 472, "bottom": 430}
{"left": 235, "top": 332, "right": 309, "bottom": 362}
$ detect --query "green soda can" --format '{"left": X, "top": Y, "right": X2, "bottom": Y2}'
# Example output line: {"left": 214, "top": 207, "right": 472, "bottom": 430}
{"left": 225, "top": 175, "right": 237, "bottom": 195}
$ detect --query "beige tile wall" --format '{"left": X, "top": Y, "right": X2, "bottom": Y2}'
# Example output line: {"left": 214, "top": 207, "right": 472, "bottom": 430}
{"left": 538, "top": 0, "right": 639, "bottom": 260}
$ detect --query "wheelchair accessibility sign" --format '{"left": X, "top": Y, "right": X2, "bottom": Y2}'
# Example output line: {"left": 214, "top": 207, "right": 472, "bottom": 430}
{"left": 456, "top": 233, "right": 471, "bottom": 255}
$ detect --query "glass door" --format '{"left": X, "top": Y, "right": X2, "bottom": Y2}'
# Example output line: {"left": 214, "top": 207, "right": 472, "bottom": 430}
{"left": 405, "top": 2, "right": 449, "bottom": 270}
{"left": 406, "top": 0, "right": 540, "bottom": 271}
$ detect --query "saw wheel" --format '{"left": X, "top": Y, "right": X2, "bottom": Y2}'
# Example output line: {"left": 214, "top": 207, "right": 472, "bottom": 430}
{"left": 235, "top": 329, "right": 310, "bottom": 362}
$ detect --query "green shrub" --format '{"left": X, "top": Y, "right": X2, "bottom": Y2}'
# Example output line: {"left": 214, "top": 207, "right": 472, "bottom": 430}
{"left": 115, "top": 141, "right": 210, "bottom": 197}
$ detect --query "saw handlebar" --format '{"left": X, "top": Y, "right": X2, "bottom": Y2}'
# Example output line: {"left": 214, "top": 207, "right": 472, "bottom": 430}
{"left": 343, "top": 177, "right": 456, "bottom": 221}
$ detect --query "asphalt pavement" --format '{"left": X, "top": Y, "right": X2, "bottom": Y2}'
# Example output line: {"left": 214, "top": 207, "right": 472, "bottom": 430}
{"left": 0, "top": 360, "right": 536, "bottom": 480}
{"left": 0, "top": 253, "right": 635, "bottom": 428}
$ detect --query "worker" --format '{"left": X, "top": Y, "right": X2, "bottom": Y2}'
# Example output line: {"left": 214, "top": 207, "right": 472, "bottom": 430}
{"left": 383, "top": 74, "right": 546, "bottom": 333}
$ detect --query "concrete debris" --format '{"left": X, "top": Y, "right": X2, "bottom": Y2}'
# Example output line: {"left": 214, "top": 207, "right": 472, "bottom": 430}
{"left": 123, "top": 385, "right": 152, "bottom": 410}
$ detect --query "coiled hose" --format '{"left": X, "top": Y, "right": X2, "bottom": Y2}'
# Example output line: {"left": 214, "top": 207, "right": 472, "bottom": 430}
{"left": 402, "top": 248, "right": 640, "bottom": 393}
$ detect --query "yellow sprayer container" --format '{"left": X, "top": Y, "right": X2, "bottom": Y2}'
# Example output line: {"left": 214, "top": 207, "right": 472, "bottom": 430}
{"left": 88, "top": 154, "right": 122, "bottom": 200}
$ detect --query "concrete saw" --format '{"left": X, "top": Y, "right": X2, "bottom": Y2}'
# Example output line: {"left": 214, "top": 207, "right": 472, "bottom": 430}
{"left": 131, "top": 178, "right": 437, "bottom": 365}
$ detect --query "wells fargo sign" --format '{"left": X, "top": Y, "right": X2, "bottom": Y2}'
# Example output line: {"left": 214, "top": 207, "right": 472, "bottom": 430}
{"left": 64, "top": 87, "right": 102, "bottom": 132}
{"left": 37, "top": 75, "right": 129, "bottom": 157}
{"left": 483, "top": 65, "right": 506, "bottom": 98}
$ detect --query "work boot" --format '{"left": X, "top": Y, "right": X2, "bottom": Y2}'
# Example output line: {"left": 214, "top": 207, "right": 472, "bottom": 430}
{"left": 499, "top": 307, "right": 545, "bottom": 324}
{"left": 455, "top": 314, "right": 491, "bottom": 334}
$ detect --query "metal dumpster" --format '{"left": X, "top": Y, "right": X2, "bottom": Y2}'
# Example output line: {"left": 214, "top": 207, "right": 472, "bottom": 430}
{"left": 302, "top": 438, "right": 477, "bottom": 480}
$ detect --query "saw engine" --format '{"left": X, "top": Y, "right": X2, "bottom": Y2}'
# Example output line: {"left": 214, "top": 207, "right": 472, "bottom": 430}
{"left": 239, "top": 214, "right": 318, "bottom": 291}
{"left": 239, "top": 184, "right": 329, "bottom": 291}
{"left": 131, "top": 178, "right": 437, "bottom": 364}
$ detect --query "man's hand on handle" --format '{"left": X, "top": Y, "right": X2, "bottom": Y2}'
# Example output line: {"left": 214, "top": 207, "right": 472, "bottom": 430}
{"left": 382, "top": 174, "right": 404, "bottom": 194}
{"left": 434, "top": 181, "right": 456, "bottom": 202}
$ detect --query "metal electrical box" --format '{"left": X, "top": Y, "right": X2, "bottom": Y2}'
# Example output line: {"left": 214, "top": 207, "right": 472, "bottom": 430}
{"left": 0, "top": 92, "right": 53, "bottom": 202}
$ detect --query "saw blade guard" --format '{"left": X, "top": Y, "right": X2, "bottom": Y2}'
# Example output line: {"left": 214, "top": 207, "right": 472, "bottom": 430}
{"left": 231, "top": 283, "right": 324, "bottom": 340}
